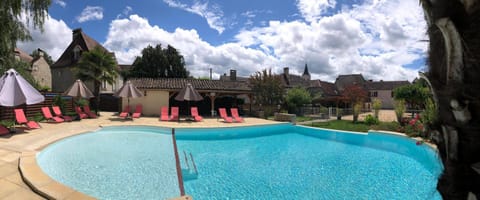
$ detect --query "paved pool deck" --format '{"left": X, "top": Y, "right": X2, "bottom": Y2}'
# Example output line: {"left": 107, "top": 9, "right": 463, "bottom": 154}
{"left": 0, "top": 112, "right": 282, "bottom": 199}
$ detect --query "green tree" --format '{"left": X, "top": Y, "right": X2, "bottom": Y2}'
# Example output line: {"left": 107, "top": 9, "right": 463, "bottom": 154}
{"left": 249, "top": 69, "right": 284, "bottom": 106}
{"left": 76, "top": 46, "right": 118, "bottom": 114}
{"left": 0, "top": 0, "right": 51, "bottom": 69}
{"left": 285, "top": 87, "right": 311, "bottom": 114}
{"left": 127, "top": 44, "right": 189, "bottom": 78}
{"left": 393, "top": 83, "right": 429, "bottom": 115}
{"left": 30, "top": 49, "right": 54, "bottom": 66}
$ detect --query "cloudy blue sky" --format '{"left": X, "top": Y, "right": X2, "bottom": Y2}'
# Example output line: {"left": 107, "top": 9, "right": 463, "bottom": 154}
{"left": 17, "top": 0, "right": 427, "bottom": 82}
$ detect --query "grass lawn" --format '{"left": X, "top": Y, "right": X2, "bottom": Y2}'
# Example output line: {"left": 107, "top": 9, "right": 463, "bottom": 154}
{"left": 309, "top": 120, "right": 401, "bottom": 133}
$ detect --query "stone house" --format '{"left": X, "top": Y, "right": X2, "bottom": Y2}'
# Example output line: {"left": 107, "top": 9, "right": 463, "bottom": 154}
{"left": 51, "top": 28, "right": 122, "bottom": 93}
{"left": 14, "top": 48, "right": 52, "bottom": 89}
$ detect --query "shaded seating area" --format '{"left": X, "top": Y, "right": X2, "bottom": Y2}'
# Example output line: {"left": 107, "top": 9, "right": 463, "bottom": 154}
{"left": 41, "top": 107, "right": 64, "bottom": 123}
{"left": 219, "top": 108, "right": 233, "bottom": 123}
{"left": 191, "top": 107, "right": 203, "bottom": 122}
{"left": 15, "top": 109, "right": 41, "bottom": 129}
{"left": 52, "top": 106, "right": 73, "bottom": 122}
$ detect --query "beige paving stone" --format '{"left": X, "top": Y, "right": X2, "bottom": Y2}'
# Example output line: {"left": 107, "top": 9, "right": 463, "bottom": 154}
{"left": 0, "top": 163, "right": 18, "bottom": 179}
{"left": 0, "top": 152, "right": 20, "bottom": 163}
{"left": 5, "top": 172, "right": 30, "bottom": 189}
{"left": 38, "top": 182, "right": 75, "bottom": 200}
{"left": 0, "top": 149, "right": 11, "bottom": 156}
{"left": 64, "top": 191, "right": 96, "bottom": 200}
{"left": 19, "top": 163, "right": 53, "bottom": 188}
{"left": 2, "top": 188, "right": 45, "bottom": 200}
{"left": 0, "top": 179, "right": 22, "bottom": 199}
{"left": 19, "top": 154, "right": 36, "bottom": 165}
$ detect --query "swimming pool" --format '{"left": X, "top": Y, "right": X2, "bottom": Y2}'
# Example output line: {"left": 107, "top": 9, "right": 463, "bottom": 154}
{"left": 37, "top": 124, "right": 443, "bottom": 199}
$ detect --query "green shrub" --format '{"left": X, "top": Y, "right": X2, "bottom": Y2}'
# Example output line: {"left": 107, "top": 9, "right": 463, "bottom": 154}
{"left": 372, "top": 99, "right": 382, "bottom": 118}
{"left": 0, "top": 120, "right": 15, "bottom": 128}
{"left": 394, "top": 99, "right": 406, "bottom": 125}
{"left": 364, "top": 114, "right": 379, "bottom": 125}
{"left": 75, "top": 98, "right": 89, "bottom": 106}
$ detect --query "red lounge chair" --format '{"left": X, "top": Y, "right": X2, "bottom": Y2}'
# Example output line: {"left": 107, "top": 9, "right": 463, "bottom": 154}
{"left": 132, "top": 104, "right": 142, "bottom": 118}
{"left": 52, "top": 106, "right": 73, "bottom": 122}
{"left": 170, "top": 107, "right": 179, "bottom": 121}
{"left": 83, "top": 105, "right": 98, "bottom": 118}
{"left": 75, "top": 106, "right": 88, "bottom": 119}
{"left": 41, "top": 107, "right": 64, "bottom": 123}
{"left": 120, "top": 105, "right": 130, "bottom": 119}
{"left": 230, "top": 108, "right": 244, "bottom": 122}
{"left": 160, "top": 106, "right": 169, "bottom": 121}
{"left": 218, "top": 108, "right": 233, "bottom": 123}
{"left": 190, "top": 107, "right": 203, "bottom": 122}
{"left": 0, "top": 125, "right": 9, "bottom": 135}
{"left": 14, "top": 109, "right": 41, "bottom": 129}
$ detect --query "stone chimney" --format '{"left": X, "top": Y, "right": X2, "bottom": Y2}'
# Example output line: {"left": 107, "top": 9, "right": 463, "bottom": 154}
{"left": 284, "top": 67, "right": 290, "bottom": 80}
{"left": 38, "top": 48, "right": 44, "bottom": 57}
{"left": 230, "top": 69, "right": 237, "bottom": 81}
{"left": 72, "top": 28, "right": 82, "bottom": 40}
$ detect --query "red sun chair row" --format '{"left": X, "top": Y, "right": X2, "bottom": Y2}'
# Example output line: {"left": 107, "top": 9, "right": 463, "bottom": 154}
{"left": 119, "top": 104, "right": 143, "bottom": 119}
{"left": 219, "top": 108, "right": 244, "bottom": 123}
{"left": 75, "top": 105, "right": 97, "bottom": 119}
{"left": 160, "top": 106, "right": 179, "bottom": 121}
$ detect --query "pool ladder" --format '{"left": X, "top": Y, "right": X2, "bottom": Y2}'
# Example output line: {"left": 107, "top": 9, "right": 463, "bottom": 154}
{"left": 182, "top": 151, "right": 198, "bottom": 180}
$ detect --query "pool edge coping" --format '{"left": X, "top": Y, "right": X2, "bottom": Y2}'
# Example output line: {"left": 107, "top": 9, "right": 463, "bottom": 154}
{"left": 19, "top": 150, "right": 195, "bottom": 200}
{"left": 18, "top": 151, "right": 96, "bottom": 200}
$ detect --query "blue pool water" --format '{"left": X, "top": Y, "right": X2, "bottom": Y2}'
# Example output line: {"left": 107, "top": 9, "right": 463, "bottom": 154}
{"left": 37, "top": 124, "right": 443, "bottom": 199}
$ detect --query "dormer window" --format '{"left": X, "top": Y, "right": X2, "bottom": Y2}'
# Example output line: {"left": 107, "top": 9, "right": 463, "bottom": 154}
{"left": 73, "top": 46, "right": 82, "bottom": 61}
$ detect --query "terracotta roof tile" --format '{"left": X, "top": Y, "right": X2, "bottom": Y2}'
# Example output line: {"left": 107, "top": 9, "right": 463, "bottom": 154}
{"left": 366, "top": 80, "right": 410, "bottom": 90}
{"left": 129, "top": 78, "right": 252, "bottom": 92}
{"left": 14, "top": 48, "right": 33, "bottom": 63}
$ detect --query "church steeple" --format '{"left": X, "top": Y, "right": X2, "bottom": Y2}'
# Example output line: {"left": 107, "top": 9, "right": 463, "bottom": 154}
{"left": 302, "top": 63, "right": 310, "bottom": 80}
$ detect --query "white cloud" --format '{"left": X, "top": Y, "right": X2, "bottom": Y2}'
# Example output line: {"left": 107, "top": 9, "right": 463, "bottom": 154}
{"left": 232, "top": 0, "right": 426, "bottom": 81}
{"left": 16, "top": 14, "right": 72, "bottom": 61}
{"left": 296, "top": 0, "right": 336, "bottom": 22}
{"left": 116, "top": 6, "right": 133, "bottom": 19}
{"left": 103, "top": 15, "right": 274, "bottom": 78}
{"left": 163, "top": 0, "right": 225, "bottom": 34}
{"left": 76, "top": 6, "right": 104, "bottom": 23}
{"left": 104, "top": 0, "right": 426, "bottom": 83}
{"left": 54, "top": 0, "right": 66, "bottom": 8}
{"left": 21, "top": 0, "right": 422, "bottom": 83}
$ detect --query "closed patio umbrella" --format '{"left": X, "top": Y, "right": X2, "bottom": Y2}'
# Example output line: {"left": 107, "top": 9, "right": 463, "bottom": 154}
{"left": 114, "top": 80, "right": 143, "bottom": 108}
{"left": 0, "top": 68, "right": 45, "bottom": 106}
{"left": 175, "top": 83, "right": 203, "bottom": 119}
{"left": 64, "top": 79, "right": 94, "bottom": 98}
{"left": 175, "top": 83, "right": 203, "bottom": 102}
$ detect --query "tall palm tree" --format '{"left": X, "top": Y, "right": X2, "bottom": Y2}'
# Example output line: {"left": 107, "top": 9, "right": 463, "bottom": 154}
{"left": 420, "top": 0, "right": 480, "bottom": 199}
{"left": 76, "top": 46, "right": 118, "bottom": 114}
